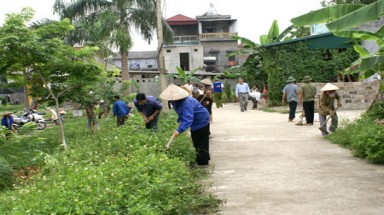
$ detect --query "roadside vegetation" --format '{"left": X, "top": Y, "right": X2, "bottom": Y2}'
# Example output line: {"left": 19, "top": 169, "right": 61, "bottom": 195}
{"left": 0, "top": 113, "right": 222, "bottom": 214}
{"left": 327, "top": 100, "right": 384, "bottom": 164}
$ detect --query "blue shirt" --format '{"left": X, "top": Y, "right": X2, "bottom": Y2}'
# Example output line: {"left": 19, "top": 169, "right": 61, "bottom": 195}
{"left": 113, "top": 100, "right": 129, "bottom": 117}
{"left": 171, "top": 96, "right": 210, "bottom": 133}
{"left": 235, "top": 82, "right": 251, "bottom": 97}
{"left": 1, "top": 116, "right": 13, "bottom": 130}
{"left": 282, "top": 83, "right": 298, "bottom": 102}
{"left": 213, "top": 81, "right": 223, "bottom": 93}
{"left": 134, "top": 96, "right": 163, "bottom": 117}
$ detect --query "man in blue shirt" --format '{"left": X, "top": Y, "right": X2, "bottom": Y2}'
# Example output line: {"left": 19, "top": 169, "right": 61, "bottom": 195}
{"left": 235, "top": 78, "right": 251, "bottom": 112}
{"left": 282, "top": 76, "right": 299, "bottom": 122}
{"left": 160, "top": 84, "right": 211, "bottom": 166}
{"left": 134, "top": 93, "right": 162, "bottom": 130}
{"left": 113, "top": 95, "right": 130, "bottom": 127}
{"left": 213, "top": 78, "right": 224, "bottom": 108}
{"left": 1, "top": 112, "right": 15, "bottom": 138}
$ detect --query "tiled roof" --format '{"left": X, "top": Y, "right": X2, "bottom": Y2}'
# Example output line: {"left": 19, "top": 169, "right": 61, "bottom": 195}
{"left": 167, "top": 14, "right": 197, "bottom": 25}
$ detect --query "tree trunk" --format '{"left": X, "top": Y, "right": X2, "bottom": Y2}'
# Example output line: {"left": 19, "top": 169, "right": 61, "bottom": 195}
{"left": 156, "top": 0, "right": 169, "bottom": 113}
{"left": 54, "top": 97, "right": 67, "bottom": 150}
{"left": 121, "top": 50, "right": 130, "bottom": 95}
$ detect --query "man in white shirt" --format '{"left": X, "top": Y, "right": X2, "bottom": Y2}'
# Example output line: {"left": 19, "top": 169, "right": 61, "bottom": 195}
{"left": 235, "top": 78, "right": 251, "bottom": 112}
{"left": 249, "top": 90, "right": 261, "bottom": 109}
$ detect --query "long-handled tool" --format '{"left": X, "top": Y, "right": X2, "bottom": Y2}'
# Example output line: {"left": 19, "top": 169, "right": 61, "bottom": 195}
{"left": 319, "top": 107, "right": 339, "bottom": 133}
{"left": 295, "top": 110, "right": 305, "bottom": 126}
{"left": 165, "top": 134, "right": 176, "bottom": 149}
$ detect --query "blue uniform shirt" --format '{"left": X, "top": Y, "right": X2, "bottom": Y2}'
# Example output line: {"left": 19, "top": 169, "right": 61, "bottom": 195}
{"left": 134, "top": 96, "right": 163, "bottom": 117}
{"left": 171, "top": 96, "right": 210, "bottom": 133}
{"left": 213, "top": 81, "right": 223, "bottom": 93}
{"left": 113, "top": 100, "right": 129, "bottom": 117}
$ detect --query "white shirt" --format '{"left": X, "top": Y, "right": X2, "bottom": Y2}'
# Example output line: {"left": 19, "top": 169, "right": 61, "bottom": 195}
{"left": 249, "top": 91, "right": 261, "bottom": 101}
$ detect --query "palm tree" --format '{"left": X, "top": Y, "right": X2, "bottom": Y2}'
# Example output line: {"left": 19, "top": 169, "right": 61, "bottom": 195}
{"left": 53, "top": 0, "right": 172, "bottom": 84}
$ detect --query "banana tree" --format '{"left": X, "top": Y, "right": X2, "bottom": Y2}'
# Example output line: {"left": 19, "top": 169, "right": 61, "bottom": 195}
{"left": 291, "top": 0, "right": 384, "bottom": 91}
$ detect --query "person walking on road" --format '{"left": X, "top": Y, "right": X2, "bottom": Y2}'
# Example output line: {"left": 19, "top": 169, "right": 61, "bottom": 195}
{"left": 134, "top": 93, "right": 162, "bottom": 131}
{"left": 235, "top": 78, "right": 251, "bottom": 112}
{"left": 113, "top": 95, "right": 130, "bottom": 127}
{"left": 160, "top": 84, "right": 211, "bottom": 166}
{"left": 318, "top": 83, "right": 342, "bottom": 136}
{"left": 282, "top": 76, "right": 299, "bottom": 122}
{"left": 213, "top": 78, "right": 224, "bottom": 108}
{"left": 298, "top": 76, "right": 317, "bottom": 125}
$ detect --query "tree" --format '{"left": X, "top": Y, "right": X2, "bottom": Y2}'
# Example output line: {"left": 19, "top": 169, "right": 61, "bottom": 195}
{"left": 0, "top": 8, "right": 102, "bottom": 149}
{"left": 53, "top": 0, "right": 173, "bottom": 92}
{"left": 291, "top": 0, "right": 384, "bottom": 95}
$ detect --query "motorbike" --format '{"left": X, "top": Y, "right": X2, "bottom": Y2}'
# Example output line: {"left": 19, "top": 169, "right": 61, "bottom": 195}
{"left": 12, "top": 110, "right": 47, "bottom": 130}
{"left": 46, "top": 107, "right": 65, "bottom": 125}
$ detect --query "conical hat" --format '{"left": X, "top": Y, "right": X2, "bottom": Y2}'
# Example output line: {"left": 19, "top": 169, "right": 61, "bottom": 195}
{"left": 2, "top": 111, "right": 13, "bottom": 116}
{"left": 160, "top": 84, "right": 189, "bottom": 101}
{"left": 302, "top": 76, "right": 312, "bottom": 82}
{"left": 320, "top": 83, "right": 339, "bottom": 91}
{"left": 200, "top": 78, "right": 213, "bottom": 86}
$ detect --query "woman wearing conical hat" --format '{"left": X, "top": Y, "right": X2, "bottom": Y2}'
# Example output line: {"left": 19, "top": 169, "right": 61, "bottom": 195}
{"left": 318, "top": 83, "right": 342, "bottom": 136}
{"left": 160, "top": 84, "right": 211, "bottom": 166}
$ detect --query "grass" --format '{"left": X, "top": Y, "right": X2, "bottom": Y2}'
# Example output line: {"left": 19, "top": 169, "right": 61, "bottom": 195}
{"left": 0, "top": 104, "right": 24, "bottom": 114}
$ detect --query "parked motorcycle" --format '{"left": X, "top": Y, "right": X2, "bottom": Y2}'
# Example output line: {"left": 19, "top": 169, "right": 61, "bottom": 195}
{"left": 46, "top": 107, "right": 65, "bottom": 125}
{"left": 12, "top": 110, "right": 47, "bottom": 130}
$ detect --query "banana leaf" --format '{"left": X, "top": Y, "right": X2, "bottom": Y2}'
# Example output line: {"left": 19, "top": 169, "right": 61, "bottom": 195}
{"left": 327, "top": 0, "right": 384, "bottom": 32}
{"left": 334, "top": 30, "right": 384, "bottom": 47}
{"left": 360, "top": 55, "right": 384, "bottom": 72}
{"left": 268, "top": 20, "right": 279, "bottom": 42}
{"left": 291, "top": 4, "right": 365, "bottom": 26}
{"left": 260, "top": 35, "right": 268, "bottom": 45}
{"left": 353, "top": 44, "right": 370, "bottom": 57}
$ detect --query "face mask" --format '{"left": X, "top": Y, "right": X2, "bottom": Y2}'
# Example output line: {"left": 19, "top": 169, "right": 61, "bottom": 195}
{"left": 327, "top": 92, "right": 335, "bottom": 97}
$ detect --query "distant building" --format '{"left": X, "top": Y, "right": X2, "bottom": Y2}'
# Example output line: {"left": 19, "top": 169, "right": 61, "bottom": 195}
{"left": 164, "top": 3, "right": 239, "bottom": 73}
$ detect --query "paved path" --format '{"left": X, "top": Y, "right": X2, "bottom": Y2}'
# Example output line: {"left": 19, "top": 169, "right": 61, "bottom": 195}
{"left": 209, "top": 103, "right": 384, "bottom": 215}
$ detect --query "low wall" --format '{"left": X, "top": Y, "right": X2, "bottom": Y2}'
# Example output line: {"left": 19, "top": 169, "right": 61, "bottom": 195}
{"left": 308, "top": 81, "right": 380, "bottom": 110}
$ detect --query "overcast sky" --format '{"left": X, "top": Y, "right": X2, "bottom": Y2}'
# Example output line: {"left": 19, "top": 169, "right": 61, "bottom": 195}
{"left": 0, "top": 0, "right": 322, "bottom": 51}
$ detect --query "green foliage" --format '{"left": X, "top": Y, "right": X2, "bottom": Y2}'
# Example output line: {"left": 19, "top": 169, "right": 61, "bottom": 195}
{"left": 0, "top": 113, "right": 221, "bottom": 213}
{"left": 0, "top": 157, "right": 14, "bottom": 191}
{"left": 0, "top": 96, "right": 7, "bottom": 106}
{"left": 328, "top": 101, "right": 384, "bottom": 164}
{"left": 263, "top": 42, "right": 358, "bottom": 105}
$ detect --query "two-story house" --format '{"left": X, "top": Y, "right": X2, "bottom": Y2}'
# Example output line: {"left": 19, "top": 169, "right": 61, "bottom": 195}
{"left": 164, "top": 4, "right": 239, "bottom": 73}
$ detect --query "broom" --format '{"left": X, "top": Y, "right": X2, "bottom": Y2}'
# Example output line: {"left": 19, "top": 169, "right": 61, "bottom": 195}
{"left": 295, "top": 110, "right": 305, "bottom": 126}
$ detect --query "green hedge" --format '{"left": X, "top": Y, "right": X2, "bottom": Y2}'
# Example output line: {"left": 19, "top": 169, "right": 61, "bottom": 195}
{"left": 328, "top": 100, "right": 384, "bottom": 164}
{"left": 0, "top": 114, "right": 221, "bottom": 214}
{"left": 262, "top": 42, "right": 358, "bottom": 105}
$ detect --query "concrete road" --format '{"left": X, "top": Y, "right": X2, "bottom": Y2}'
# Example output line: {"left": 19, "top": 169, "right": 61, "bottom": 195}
{"left": 208, "top": 103, "right": 384, "bottom": 215}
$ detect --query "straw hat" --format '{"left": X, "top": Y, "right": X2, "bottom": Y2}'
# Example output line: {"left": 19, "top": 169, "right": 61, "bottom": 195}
{"left": 159, "top": 84, "right": 189, "bottom": 101}
{"left": 302, "top": 76, "right": 312, "bottom": 82}
{"left": 320, "top": 83, "right": 339, "bottom": 92}
{"left": 2, "top": 111, "right": 13, "bottom": 116}
{"left": 200, "top": 78, "right": 213, "bottom": 86}
{"left": 286, "top": 76, "right": 296, "bottom": 83}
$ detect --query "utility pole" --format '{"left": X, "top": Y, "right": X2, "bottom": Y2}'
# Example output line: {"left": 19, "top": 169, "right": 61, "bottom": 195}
{"left": 156, "top": 0, "right": 169, "bottom": 113}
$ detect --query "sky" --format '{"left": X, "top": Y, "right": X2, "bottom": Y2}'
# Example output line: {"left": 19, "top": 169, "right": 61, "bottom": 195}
{"left": 0, "top": 0, "right": 323, "bottom": 51}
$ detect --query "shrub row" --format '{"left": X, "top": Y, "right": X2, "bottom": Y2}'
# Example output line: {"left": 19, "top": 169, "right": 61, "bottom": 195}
{"left": 327, "top": 100, "right": 384, "bottom": 164}
{"left": 0, "top": 113, "right": 221, "bottom": 214}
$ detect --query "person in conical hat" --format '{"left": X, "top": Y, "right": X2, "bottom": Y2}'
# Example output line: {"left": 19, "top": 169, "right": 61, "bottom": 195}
{"left": 318, "top": 83, "right": 342, "bottom": 136}
{"left": 282, "top": 76, "right": 299, "bottom": 122}
{"left": 298, "top": 76, "right": 317, "bottom": 125}
{"left": 160, "top": 84, "right": 211, "bottom": 166}
{"left": 1, "top": 111, "right": 15, "bottom": 135}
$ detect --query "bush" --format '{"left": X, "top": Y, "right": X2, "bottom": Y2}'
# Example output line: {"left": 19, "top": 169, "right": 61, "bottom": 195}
{"left": 0, "top": 157, "right": 14, "bottom": 190}
{"left": 0, "top": 113, "right": 221, "bottom": 214}
{"left": 328, "top": 101, "right": 384, "bottom": 164}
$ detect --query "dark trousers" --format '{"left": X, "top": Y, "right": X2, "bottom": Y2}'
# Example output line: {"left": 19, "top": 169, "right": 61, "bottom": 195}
{"left": 248, "top": 96, "right": 258, "bottom": 108}
{"left": 289, "top": 101, "right": 298, "bottom": 120}
{"left": 116, "top": 116, "right": 126, "bottom": 127}
{"left": 191, "top": 124, "right": 210, "bottom": 165}
{"left": 145, "top": 113, "right": 159, "bottom": 130}
{"left": 303, "top": 101, "right": 315, "bottom": 124}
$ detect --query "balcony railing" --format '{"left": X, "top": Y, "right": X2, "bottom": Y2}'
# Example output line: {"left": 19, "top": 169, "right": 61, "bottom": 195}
{"left": 172, "top": 35, "right": 199, "bottom": 45}
{"left": 200, "top": 32, "right": 238, "bottom": 41}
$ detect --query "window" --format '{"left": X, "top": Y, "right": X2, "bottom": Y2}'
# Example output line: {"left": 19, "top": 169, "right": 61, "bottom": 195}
{"left": 166, "top": 50, "right": 171, "bottom": 53}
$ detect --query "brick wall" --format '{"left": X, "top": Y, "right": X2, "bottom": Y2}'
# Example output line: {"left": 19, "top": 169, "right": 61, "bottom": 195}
{"left": 306, "top": 81, "right": 380, "bottom": 110}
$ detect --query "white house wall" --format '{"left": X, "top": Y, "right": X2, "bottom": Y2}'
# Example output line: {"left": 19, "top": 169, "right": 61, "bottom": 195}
{"left": 164, "top": 45, "right": 204, "bottom": 73}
